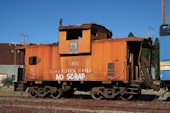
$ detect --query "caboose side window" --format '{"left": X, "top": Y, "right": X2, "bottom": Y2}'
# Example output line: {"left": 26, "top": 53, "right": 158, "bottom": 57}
{"left": 66, "top": 29, "right": 82, "bottom": 40}
{"left": 107, "top": 63, "right": 114, "bottom": 76}
{"left": 29, "top": 56, "right": 37, "bottom": 65}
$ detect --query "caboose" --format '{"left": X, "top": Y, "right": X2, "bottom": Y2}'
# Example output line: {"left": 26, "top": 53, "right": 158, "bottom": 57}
{"left": 14, "top": 23, "right": 159, "bottom": 100}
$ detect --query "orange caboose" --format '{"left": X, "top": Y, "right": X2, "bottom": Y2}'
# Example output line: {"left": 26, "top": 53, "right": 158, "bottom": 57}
{"left": 14, "top": 23, "right": 156, "bottom": 100}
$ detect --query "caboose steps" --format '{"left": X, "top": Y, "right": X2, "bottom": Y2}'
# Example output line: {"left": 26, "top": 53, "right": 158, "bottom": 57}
{"left": 14, "top": 81, "right": 25, "bottom": 91}
{"left": 125, "top": 88, "right": 140, "bottom": 95}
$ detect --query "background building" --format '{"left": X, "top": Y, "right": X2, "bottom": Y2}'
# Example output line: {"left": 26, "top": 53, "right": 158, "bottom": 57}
{"left": 0, "top": 43, "right": 24, "bottom": 85}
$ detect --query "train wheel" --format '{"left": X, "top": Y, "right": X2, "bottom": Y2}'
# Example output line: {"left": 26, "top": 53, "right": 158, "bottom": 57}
{"left": 90, "top": 87, "right": 103, "bottom": 100}
{"left": 28, "top": 87, "right": 38, "bottom": 98}
{"left": 50, "top": 88, "right": 63, "bottom": 99}
{"left": 120, "top": 94, "right": 134, "bottom": 100}
{"left": 119, "top": 87, "right": 134, "bottom": 100}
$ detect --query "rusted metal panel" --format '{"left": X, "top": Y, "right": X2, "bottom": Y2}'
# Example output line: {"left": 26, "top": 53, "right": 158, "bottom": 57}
{"left": 59, "top": 29, "right": 91, "bottom": 54}
{"left": 24, "top": 44, "right": 60, "bottom": 81}
{"left": 91, "top": 39, "right": 128, "bottom": 83}
{"left": 59, "top": 38, "right": 128, "bottom": 82}
{"left": 59, "top": 24, "right": 92, "bottom": 30}
{"left": 16, "top": 23, "right": 153, "bottom": 84}
{"left": 22, "top": 37, "right": 146, "bottom": 83}
{"left": 24, "top": 45, "right": 93, "bottom": 82}
{"left": 59, "top": 24, "right": 112, "bottom": 37}
{"left": 58, "top": 56, "right": 92, "bottom": 81}
{"left": 59, "top": 24, "right": 112, "bottom": 55}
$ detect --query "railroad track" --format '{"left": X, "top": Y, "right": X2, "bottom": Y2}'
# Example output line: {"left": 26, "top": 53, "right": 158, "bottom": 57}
{"left": 0, "top": 96, "right": 170, "bottom": 113}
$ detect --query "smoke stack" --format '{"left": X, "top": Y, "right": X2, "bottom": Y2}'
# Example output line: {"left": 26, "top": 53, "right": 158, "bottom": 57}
{"left": 59, "top": 18, "right": 62, "bottom": 27}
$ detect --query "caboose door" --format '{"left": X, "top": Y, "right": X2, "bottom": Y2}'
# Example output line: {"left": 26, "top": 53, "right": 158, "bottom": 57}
{"left": 17, "top": 68, "right": 24, "bottom": 81}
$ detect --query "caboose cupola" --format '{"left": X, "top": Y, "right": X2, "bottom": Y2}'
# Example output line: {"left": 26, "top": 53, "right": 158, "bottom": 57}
{"left": 58, "top": 23, "right": 112, "bottom": 55}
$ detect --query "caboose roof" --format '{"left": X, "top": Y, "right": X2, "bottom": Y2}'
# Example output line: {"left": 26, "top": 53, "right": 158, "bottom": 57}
{"left": 59, "top": 23, "right": 112, "bottom": 38}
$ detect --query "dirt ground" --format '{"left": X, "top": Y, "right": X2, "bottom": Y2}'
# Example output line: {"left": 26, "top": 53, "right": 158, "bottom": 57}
{"left": 0, "top": 85, "right": 170, "bottom": 113}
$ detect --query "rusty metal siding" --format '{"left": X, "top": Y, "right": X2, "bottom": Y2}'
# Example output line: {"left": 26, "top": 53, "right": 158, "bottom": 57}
{"left": 24, "top": 44, "right": 60, "bottom": 81}
{"left": 92, "top": 39, "right": 128, "bottom": 83}
{"left": 60, "top": 56, "right": 91, "bottom": 81}
{"left": 23, "top": 38, "right": 129, "bottom": 83}
{"left": 59, "top": 24, "right": 112, "bottom": 55}
{"left": 59, "top": 24, "right": 112, "bottom": 37}
{"left": 59, "top": 30, "right": 91, "bottom": 54}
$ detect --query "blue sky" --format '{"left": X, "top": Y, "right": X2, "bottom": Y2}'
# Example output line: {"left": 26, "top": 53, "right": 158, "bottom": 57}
{"left": 0, "top": 0, "right": 170, "bottom": 44}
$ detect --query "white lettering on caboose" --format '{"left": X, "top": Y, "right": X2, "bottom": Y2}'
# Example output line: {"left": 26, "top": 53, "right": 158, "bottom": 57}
{"left": 66, "top": 73, "right": 85, "bottom": 80}
{"left": 56, "top": 74, "right": 64, "bottom": 80}
{"left": 55, "top": 68, "right": 91, "bottom": 81}
{"left": 55, "top": 73, "right": 85, "bottom": 81}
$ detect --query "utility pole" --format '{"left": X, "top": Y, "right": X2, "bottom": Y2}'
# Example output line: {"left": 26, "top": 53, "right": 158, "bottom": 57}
{"left": 162, "top": 0, "right": 165, "bottom": 24}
